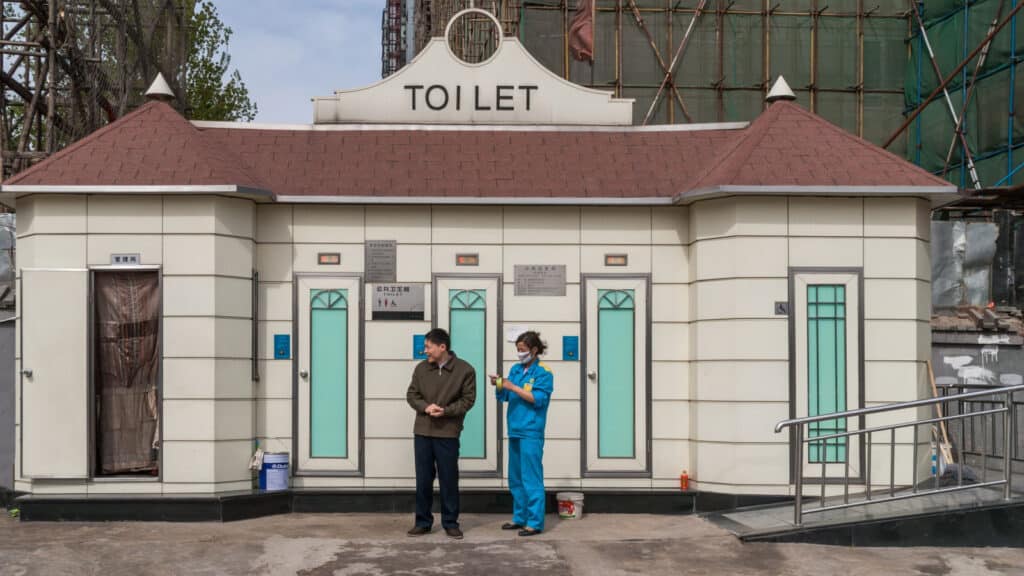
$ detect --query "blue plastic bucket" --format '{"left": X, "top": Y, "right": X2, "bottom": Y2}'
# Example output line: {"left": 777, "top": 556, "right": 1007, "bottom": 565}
{"left": 258, "top": 452, "right": 289, "bottom": 492}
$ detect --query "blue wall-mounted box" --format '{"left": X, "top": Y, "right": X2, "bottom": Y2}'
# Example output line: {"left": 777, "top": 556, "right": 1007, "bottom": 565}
{"left": 563, "top": 335, "right": 579, "bottom": 361}
{"left": 413, "top": 334, "right": 427, "bottom": 360}
{"left": 273, "top": 334, "right": 290, "bottom": 360}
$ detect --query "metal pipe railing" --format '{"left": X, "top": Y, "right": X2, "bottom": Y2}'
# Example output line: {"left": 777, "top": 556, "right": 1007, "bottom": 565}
{"left": 776, "top": 383, "right": 1024, "bottom": 526}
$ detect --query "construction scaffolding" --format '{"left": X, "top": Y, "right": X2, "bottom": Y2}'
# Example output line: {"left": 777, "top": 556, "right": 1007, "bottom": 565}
{"left": 404, "top": 0, "right": 914, "bottom": 152}
{"left": 382, "top": 0, "right": 407, "bottom": 77}
{"left": 902, "top": 0, "right": 1023, "bottom": 190}
{"left": 0, "top": 0, "right": 189, "bottom": 181}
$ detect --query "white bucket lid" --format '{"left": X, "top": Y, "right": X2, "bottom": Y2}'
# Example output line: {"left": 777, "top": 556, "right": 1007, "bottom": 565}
{"left": 556, "top": 492, "right": 584, "bottom": 500}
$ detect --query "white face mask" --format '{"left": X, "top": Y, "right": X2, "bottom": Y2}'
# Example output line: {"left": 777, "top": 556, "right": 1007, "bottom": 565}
{"left": 517, "top": 351, "right": 533, "bottom": 364}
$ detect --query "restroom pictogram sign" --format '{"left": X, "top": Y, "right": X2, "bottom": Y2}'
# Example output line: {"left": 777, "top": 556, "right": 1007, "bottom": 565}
{"left": 372, "top": 284, "right": 425, "bottom": 321}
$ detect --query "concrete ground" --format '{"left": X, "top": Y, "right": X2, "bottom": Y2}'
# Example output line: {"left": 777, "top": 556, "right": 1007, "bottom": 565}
{"left": 1, "top": 512, "right": 1023, "bottom": 576}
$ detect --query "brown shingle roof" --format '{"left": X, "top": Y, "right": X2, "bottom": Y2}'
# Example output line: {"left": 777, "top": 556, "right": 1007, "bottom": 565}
{"left": 689, "top": 102, "right": 952, "bottom": 189}
{"left": 3, "top": 100, "right": 953, "bottom": 197}
{"left": 3, "top": 101, "right": 267, "bottom": 189}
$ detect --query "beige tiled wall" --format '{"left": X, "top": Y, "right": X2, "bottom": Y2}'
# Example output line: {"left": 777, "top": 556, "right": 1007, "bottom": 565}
{"left": 253, "top": 204, "right": 692, "bottom": 491}
{"left": 16, "top": 195, "right": 931, "bottom": 497}
{"left": 686, "top": 196, "right": 932, "bottom": 495}
{"left": 15, "top": 194, "right": 256, "bottom": 495}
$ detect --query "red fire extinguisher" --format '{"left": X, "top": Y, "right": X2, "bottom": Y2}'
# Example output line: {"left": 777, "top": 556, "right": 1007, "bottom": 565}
{"left": 680, "top": 470, "right": 690, "bottom": 492}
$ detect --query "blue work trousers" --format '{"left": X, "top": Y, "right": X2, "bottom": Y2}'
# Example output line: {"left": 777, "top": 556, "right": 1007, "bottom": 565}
{"left": 508, "top": 437, "right": 546, "bottom": 531}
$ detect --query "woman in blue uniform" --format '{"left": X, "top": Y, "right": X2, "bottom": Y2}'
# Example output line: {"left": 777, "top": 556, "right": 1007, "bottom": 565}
{"left": 490, "top": 331, "right": 553, "bottom": 536}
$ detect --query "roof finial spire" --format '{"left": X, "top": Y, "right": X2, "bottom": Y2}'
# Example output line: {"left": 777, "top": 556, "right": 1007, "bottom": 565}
{"left": 766, "top": 75, "right": 796, "bottom": 104}
{"left": 145, "top": 73, "right": 175, "bottom": 102}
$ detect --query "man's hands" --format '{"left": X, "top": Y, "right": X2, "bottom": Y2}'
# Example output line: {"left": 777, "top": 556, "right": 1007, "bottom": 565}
{"left": 425, "top": 403, "right": 445, "bottom": 417}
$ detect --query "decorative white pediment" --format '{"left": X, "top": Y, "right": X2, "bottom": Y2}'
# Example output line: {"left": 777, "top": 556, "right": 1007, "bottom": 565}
{"left": 314, "top": 15, "right": 633, "bottom": 126}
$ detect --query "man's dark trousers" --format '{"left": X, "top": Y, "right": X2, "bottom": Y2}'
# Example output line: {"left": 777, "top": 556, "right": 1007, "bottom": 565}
{"left": 414, "top": 434, "right": 460, "bottom": 529}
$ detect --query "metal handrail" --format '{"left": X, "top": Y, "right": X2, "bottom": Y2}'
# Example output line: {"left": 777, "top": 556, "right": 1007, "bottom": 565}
{"left": 775, "top": 383, "right": 1024, "bottom": 433}
{"left": 774, "top": 383, "right": 1024, "bottom": 526}
{"left": 937, "top": 382, "right": 1024, "bottom": 465}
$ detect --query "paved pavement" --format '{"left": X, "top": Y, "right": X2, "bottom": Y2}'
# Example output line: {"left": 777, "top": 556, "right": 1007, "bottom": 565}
{"left": 1, "top": 512, "right": 1023, "bottom": 575}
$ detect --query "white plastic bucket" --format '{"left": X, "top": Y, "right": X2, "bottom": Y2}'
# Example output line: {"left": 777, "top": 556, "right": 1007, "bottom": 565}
{"left": 557, "top": 492, "right": 584, "bottom": 519}
{"left": 259, "top": 452, "right": 289, "bottom": 492}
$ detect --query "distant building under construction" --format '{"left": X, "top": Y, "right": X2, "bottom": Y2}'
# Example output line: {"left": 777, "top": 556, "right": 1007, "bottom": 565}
{"left": 386, "top": 1, "right": 913, "bottom": 155}
{"left": 0, "top": 0, "right": 189, "bottom": 181}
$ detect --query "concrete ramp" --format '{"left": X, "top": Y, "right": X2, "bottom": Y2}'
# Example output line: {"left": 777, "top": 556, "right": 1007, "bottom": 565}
{"left": 705, "top": 486, "right": 1024, "bottom": 546}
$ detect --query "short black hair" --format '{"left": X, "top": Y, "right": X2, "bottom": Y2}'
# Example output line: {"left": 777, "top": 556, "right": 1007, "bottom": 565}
{"left": 516, "top": 331, "right": 547, "bottom": 355}
{"left": 424, "top": 328, "right": 451, "bottom": 350}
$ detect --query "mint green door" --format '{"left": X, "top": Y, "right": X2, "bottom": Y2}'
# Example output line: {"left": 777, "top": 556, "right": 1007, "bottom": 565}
{"left": 434, "top": 276, "right": 500, "bottom": 475}
{"left": 793, "top": 271, "right": 861, "bottom": 482}
{"left": 449, "top": 289, "right": 487, "bottom": 458}
{"left": 806, "top": 285, "right": 847, "bottom": 464}
{"left": 310, "top": 289, "right": 349, "bottom": 458}
{"left": 584, "top": 277, "right": 649, "bottom": 474}
{"left": 297, "top": 275, "right": 361, "bottom": 474}
{"left": 597, "top": 289, "right": 636, "bottom": 458}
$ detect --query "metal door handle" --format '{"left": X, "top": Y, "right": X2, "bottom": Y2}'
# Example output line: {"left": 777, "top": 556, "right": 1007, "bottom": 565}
{"left": 299, "top": 370, "right": 309, "bottom": 379}
{"left": 21, "top": 368, "right": 32, "bottom": 378}
{"left": 587, "top": 371, "right": 597, "bottom": 381}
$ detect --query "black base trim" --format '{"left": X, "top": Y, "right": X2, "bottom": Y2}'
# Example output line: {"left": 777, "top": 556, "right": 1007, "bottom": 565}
{"left": 741, "top": 501, "right": 1024, "bottom": 547}
{"left": 12, "top": 489, "right": 780, "bottom": 523}
{"left": 1, "top": 487, "right": 24, "bottom": 510}
{"left": 16, "top": 491, "right": 292, "bottom": 522}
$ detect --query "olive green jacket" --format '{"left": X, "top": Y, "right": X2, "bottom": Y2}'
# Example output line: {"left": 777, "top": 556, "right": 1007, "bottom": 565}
{"left": 406, "top": 353, "right": 477, "bottom": 438}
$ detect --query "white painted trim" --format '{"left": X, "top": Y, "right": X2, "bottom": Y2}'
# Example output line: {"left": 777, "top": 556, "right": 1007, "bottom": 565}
{"left": 0, "top": 184, "right": 273, "bottom": 196}
{"left": 275, "top": 195, "right": 676, "bottom": 206}
{"left": 191, "top": 119, "right": 750, "bottom": 133}
{"left": 676, "top": 184, "right": 959, "bottom": 205}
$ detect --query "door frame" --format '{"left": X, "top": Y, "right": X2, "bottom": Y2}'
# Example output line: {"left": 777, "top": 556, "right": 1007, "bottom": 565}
{"left": 292, "top": 272, "right": 365, "bottom": 477}
{"left": 787, "top": 267, "right": 865, "bottom": 485}
{"left": 431, "top": 273, "right": 504, "bottom": 478}
{"left": 580, "top": 273, "right": 653, "bottom": 479}
{"left": 87, "top": 265, "right": 164, "bottom": 482}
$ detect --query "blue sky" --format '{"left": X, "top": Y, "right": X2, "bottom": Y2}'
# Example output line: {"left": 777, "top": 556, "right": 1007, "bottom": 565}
{"left": 217, "top": 1, "right": 383, "bottom": 124}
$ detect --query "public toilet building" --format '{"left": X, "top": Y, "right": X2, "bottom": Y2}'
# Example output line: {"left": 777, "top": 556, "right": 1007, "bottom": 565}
{"left": 2, "top": 13, "right": 957, "bottom": 512}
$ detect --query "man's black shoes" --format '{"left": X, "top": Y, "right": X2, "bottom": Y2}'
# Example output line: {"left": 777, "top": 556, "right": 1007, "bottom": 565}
{"left": 407, "top": 525, "right": 431, "bottom": 536}
{"left": 501, "top": 522, "right": 523, "bottom": 530}
{"left": 445, "top": 527, "right": 464, "bottom": 540}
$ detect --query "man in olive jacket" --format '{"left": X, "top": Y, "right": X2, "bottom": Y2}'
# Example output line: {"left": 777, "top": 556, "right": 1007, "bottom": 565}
{"left": 406, "top": 328, "right": 477, "bottom": 539}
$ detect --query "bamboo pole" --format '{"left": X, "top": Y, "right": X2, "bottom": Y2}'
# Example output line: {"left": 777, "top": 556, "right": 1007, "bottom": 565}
{"left": 627, "top": 0, "right": 692, "bottom": 122}
{"left": 642, "top": 0, "right": 708, "bottom": 125}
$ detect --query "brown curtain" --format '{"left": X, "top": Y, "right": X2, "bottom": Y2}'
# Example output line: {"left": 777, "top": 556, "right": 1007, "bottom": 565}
{"left": 95, "top": 271, "right": 160, "bottom": 474}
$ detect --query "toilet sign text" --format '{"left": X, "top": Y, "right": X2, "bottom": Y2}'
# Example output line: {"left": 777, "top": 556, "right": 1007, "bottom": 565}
{"left": 404, "top": 84, "right": 538, "bottom": 112}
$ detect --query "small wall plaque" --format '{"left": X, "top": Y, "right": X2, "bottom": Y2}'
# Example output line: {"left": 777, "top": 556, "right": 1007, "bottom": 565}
{"left": 563, "top": 335, "right": 579, "bottom": 361}
{"left": 456, "top": 253, "right": 479, "bottom": 266}
{"left": 604, "top": 254, "right": 628, "bottom": 267}
{"left": 110, "top": 253, "right": 140, "bottom": 266}
{"left": 413, "top": 334, "right": 427, "bottom": 360}
{"left": 373, "top": 284, "right": 426, "bottom": 321}
{"left": 274, "top": 334, "right": 290, "bottom": 359}
{"left": 366, "top": 240, "right": 397, "bottom": 283}
{"left": 514, "top": 265, "right": 567, "bottom": 297}
{"left": 775, "top": 301, "right": 790, "bottom": 316}
{"left": 318, "top": 252, "right": 341, "bottom": 265}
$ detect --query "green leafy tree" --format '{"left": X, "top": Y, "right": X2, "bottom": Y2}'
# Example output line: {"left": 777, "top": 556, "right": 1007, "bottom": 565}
{"left": 185, "top": 0, "right": 257, "bottom": 121}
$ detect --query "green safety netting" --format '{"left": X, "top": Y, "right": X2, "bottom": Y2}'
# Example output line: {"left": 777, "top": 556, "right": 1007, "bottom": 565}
{"left": 905, "top": 0, "right": 1023, "bottom": 187}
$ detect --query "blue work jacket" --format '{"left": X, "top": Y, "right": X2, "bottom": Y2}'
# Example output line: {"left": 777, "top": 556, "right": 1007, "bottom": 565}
{"left": 496, "top": 360, "right": 554, "bottom": 439}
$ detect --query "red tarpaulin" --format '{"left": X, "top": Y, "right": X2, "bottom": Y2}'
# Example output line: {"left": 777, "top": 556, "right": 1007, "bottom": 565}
{"left": 569, "top": 0, "right": 595, "bottom": 62}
